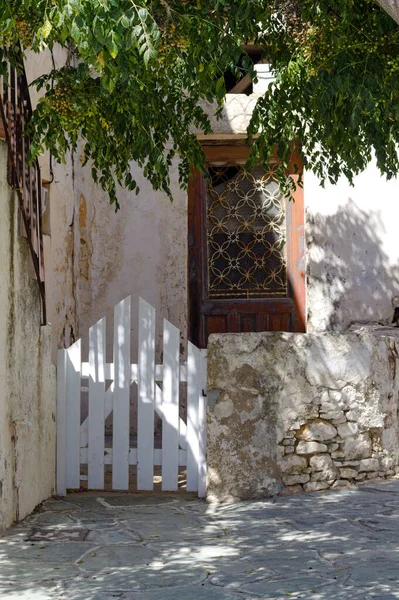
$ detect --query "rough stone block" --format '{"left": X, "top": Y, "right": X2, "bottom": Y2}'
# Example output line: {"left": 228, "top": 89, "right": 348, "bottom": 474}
{"left": 380, "top": 455, "right": 395, "bottom": 470}
{"left": 346, "top": 409, "right": 361, "bottom": 422}
{"left": 320, "top": 410, "right": 345, "bottom": 421}
{"left": 331, "top": 451, "right": 346, "bottom": 459}
{"left": 331, "top": 415, "right": 348, "bottom": 425}
{"left": 280, "top": 455, "right": 308, "bottom": 473}
{"left": 290, "top": 422, "right": 303, "bottom": 431}
{"left": 331, "top": 480, "right": 353, "bottom": 489}
{"left": 339, "top": 468, "right": 358, "bottom": 479}
{"left": 282, "top": 474, "right": 310, "bottom": 485}
{"left": 382, "top": 428, "right": 398, "bottom": 453}
{"left": 355, "top": 473, "right": 366, "bottom": 481}
{"left": 343, "top": 433, "right": 372, "bottom": 460}
{"left": 297, "top": 420, "right": 337, "bottom": 442}
{"left": 311, "top": 470, "right": 338, "bottom": 482}
{"left": 296, "top": 441, "right": 328, "bottom": 455}
{"left": 366, "top": 472, "right": 380, "bottom": 479}
{"left": 327, "top": 443, "right": 339, "bottom": 452}
{"left": 309, "top": 454, "right": 333, "bottom": 471}
{"left": 282, "top": 438, "right": 294, "bottom": 446}
{"left": 303, "top": 481, "right": 330, "bottom": 492}
{"left": 278, "top": 484, "right": 304, "bottom": 496}
{"left": 284, "top": 447, "right": 295, "bottom": 455}
{"left": 359, "top": 458, "right": 380, "bottom": 472}
{"left": 337, "top": 422, "right": 358, "bottom": 438}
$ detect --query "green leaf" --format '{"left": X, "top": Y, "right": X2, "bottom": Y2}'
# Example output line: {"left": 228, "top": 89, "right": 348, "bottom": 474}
{"left": 41, "top": 19, "right": 52, "bottom": 39}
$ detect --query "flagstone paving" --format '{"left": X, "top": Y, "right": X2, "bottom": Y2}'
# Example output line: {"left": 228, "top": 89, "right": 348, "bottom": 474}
{"left": 2, "top": 479, "right": 399, "bottom": 599}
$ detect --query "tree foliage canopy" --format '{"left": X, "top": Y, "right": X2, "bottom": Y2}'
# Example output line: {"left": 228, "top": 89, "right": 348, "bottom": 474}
{"left": 1, "top": 0, "right": 399, "bottom": 208}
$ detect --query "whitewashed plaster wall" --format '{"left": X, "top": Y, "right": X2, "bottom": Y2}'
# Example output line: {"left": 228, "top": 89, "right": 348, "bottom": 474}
{"left": 0, "top": 141, "right": 56, "bottom": 529}
{"left": 73, "top": 158, "right": 188, "bottom": 362}
{"left": 306, "top": 167, "right": 399, "bottom": 332}
{"left": 25, "top": 49, "right": 79, "bottom": 358}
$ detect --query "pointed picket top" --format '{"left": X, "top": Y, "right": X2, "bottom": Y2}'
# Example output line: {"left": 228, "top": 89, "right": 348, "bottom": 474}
{"left": 66, "top": 339, "right": 82, "bottom": 490}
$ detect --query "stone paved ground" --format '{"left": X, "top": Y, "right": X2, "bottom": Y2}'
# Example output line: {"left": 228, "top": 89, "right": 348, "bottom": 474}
{"left": 2, "top": 480, "right": 399, "bottom": 599}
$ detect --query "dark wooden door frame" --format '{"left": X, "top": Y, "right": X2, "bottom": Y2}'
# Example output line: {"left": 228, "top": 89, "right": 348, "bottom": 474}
{"left": 188, "top": 143, "right": 306, "bottom": 347}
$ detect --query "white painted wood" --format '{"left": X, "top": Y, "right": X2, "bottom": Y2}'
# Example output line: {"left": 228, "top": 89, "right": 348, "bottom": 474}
{"left": 82, "top": 363, "right": 114, "bottom": 379}
{"left": 198, "top": 349, "right": 207, "bottom": 498}
{"left": 80, "top": 447, "right": 187, "bottom": 467}
{"left": 88, "top": 317, "right": 106, "bottom": 489}
{"left": 63, "top": 297, "right": 207, "bottom": 497}
{"left": 187, "top": 341, "right": 200, "bottom": 492}
{"left": 137, "top": 298, "right": 155, "bottom": 490}
{"left": 66, "top": 340, "right": 81, "bottom": 490}
{"left": 81, "top": 362, "right": 187, "bottom": 382}
{"left": 155, "top": 384, "right": 186, "bottom": 450}
{"left": 81, "top": 385, "right": 113, "bottom": 448}
{"left": 81, "top": 382, "right": 187, "bottom": 451}
{"left": 56, "top": 349, "right": 67, "bottom": 496}
{"left": 112, "top": 297, "right": 131, "bottom": 490}
{"left": 162, "top": 319, "right": 180, "bottom": 491}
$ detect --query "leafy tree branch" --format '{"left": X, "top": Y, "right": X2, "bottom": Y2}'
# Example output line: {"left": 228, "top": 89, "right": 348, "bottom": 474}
{"left": 0, "top": 0, "right": 398, "bottom": 208}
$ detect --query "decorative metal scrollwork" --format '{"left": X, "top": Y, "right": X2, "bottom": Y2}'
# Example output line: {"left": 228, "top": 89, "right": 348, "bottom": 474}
{"left": 206, "top": 163, "right": 287, "bottom": 298}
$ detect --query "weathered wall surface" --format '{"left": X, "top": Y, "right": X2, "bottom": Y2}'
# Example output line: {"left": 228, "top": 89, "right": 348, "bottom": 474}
{"left": 207, "top": 331, "right": 399, "bottom": 502}
{"left": 0, "top": 141, "right": 57, "bottom": 528}
{"left": 25, "top": 49, "right": 188, "bottom": 362}
{"left": 22, "top": 48, "right": 399, "bottom": 357}
{"left": 306, "top": 167, "right": 399, "bottom": 332}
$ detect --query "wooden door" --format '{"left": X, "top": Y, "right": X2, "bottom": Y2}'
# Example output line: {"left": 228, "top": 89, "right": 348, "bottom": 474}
{"left": 188, "top": 144, "right": 306, "bottom": 348}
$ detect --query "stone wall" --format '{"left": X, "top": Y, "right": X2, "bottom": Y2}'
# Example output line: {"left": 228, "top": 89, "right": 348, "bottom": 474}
{"left": 207, "top": 331, "right": 399, "bottom": 502}
{"left": 0, "top": 141, "right": 57, "bottom": 528}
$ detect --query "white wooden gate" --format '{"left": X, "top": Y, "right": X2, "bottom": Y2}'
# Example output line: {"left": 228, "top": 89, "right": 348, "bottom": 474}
{"left": 56, "top": 297, "right": 207, "bottom": 497}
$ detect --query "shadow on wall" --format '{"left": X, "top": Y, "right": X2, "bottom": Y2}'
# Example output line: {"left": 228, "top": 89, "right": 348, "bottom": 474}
{"left": 307, "top": 198, "right": 399, "bottom": 331}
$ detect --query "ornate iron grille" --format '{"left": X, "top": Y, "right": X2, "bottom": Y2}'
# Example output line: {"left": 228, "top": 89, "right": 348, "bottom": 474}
{"left": 0, "top": 47, "right": 46, "bottom": 323}
{"left": 206, "top": 163, "right": 287, "bottom": 298}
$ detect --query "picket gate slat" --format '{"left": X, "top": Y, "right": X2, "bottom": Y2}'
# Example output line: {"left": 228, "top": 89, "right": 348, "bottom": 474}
{"left": 187, "top": 341, "right": 200, "bottom": 492}
{"left": 137, "top": 298, "right": 156, "bottom": 490}
{"left": 58, "top": 296, "right": 207, "bottom": 497}
{"left": 162, "top": 319, "right": 180, "bottom": 491}
{"left": 112, "top": 297, "right": 131, "bottom": 490}
{"left": 198, "top": 349, "right": 207, "bottom": 498}
{"left": 66, "top": 340, "right": 81, "bottom": 490}
{"left": 88, "top": 317, "right": 106, "bottom": 489}
{"left": 56, "top": 349, "right": 67, "bottom": 496}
